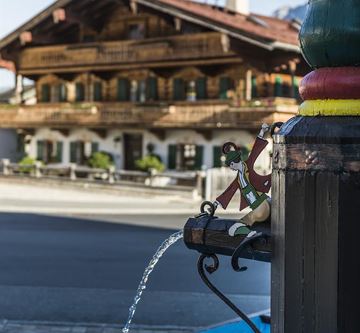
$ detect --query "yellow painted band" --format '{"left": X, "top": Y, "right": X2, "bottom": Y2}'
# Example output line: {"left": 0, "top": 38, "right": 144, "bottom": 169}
{"left": 299, "top": 99, "right": 360, "bottom": 116}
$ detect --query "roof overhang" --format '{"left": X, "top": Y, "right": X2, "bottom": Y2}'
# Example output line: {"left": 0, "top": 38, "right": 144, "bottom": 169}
{"left": 0, "top": 0, "right": 301, "bottom": 54}
{"left": 136, "top": 0, "right": 300, "bottom": 52}
{"left": 0, "top": 0, "right": 72, "bottom": 50}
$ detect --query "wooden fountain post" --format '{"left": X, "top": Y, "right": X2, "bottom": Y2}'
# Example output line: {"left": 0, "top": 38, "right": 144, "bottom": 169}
{"left": 271, "top": 1, "right": 360, "bottom": 332}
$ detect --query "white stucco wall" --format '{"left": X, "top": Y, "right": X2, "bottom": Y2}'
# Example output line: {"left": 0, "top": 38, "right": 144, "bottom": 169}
{"left": 29, "top": 127, "right": 271, "bottom": 171}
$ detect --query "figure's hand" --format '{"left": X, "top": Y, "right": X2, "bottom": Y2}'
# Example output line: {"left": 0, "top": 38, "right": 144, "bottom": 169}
{"left": 213, "top": 200, "right": 222, "bottom": 210}
{"left": 258, "top": 123, "right": 270, "bottom": 139}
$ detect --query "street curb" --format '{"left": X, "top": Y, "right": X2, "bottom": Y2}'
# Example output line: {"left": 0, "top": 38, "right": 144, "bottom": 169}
{"left": 0, "top": 176, "right": 199, "bottom": 201}
{"left": 0, "top": 319, "right": 196, "bottom": 333}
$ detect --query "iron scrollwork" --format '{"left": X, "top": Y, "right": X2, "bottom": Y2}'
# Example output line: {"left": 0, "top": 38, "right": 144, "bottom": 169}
{"left": 197, "top": 254, "right": 261, "bottom": 333}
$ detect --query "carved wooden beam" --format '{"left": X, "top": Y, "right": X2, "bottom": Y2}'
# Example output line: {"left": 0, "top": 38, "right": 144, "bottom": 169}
{"left": 0, "top": 58, "right": 15, "bottom": 72}
{"left": 19, "top": 31, "right": 32, "bottom": 45}
{"left": 174, "top": 17, "right": 182, "bottom": 32}
{"left": 221, "top": 33, "right": 230, "bottom": 53}
{"left": 19, "top": 31, "right": 55, "bottom": 45}
{"left": 53, "top": 8, "right": 99, "bottom": 31}
{"left": 130, "top": 0, "right": 138, "bottom": 14}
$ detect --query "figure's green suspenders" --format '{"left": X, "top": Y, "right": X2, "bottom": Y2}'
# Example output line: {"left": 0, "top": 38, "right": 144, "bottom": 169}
{"left": 237, "top": 167, "right": 268, "bottom": 210}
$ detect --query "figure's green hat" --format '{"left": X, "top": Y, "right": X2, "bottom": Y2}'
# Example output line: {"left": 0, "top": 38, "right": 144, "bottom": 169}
{"left": 222, "top": 142, "right": 242, "bottom": 166}
{"left": 225, "top": 150, "right": 242, "bottom": 166}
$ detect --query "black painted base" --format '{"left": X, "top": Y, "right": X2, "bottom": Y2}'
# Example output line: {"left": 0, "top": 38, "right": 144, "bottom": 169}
{"left": 271, "top": 116, "right": 360, "bottom": 333}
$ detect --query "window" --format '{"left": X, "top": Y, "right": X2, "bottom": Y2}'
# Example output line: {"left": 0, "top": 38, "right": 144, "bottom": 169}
{"left": 167, "top": 144, "right": 204, "bottom": 170}
{"left": 251, "top": 76, "right": 258, "bottom": 98}
{"left": 146, "top": 77, "right": 158, "bottom": 101}
{"left": 213, "top": 146, "right": 224, "bottom": 168}
{"left": 41, "top": 84, "right": 50, "bottom": 102}
{"left": 292, "top": 77, "right": 300, "bottom": 100}
{"left": 127, "top": 78, "right": 158, "bottom": 103}
{"left": 173, "top": 77, "right": 207, "bottom": 101}
{"left": 196, "top": 77, "right": 207, "bottom": 100}
{"left": 128, "top": 22, "right": 145, "bottom": 40}
{"left": 173, "top": 78, "right": 186, "bottom": 101}
{"left": 75, "top": 82, "right": 85, "bottom": 102}
{"left": 93, "top": 82, "right": 102, "bottom": 101}
{"left": 130, "top": 80, "right": 147, "bottom": 103}
{"left": 70, "top": 141, "right": 98, "bottom": 165}
{"left": 37, "top": 140, "right": 63, "bottom": 164}
{"left": 274, "top": 76, "right": 283, "bottom": 97}
{"left": 219, "top": 76, "right": 235, "bottom": 99}
{"left": 117, "top": 78, "right": 130, "bottom": 101}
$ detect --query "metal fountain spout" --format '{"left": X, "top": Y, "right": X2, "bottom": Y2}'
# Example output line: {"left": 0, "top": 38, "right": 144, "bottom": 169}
{"left": 184, "top": 201, "right": 271, "bottom": 270}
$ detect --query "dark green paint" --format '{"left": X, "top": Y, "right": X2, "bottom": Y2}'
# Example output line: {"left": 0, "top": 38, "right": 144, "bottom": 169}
{"left": 300, "top": 0, "right": 360, "bottom": 68}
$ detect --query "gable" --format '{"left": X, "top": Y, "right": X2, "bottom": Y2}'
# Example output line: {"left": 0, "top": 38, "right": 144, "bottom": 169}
{"left": 0, "top": 0, "right": 300, "bottom": 55}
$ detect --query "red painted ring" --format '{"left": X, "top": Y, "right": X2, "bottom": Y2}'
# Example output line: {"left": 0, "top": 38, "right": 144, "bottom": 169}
{"left": 300, "top": 67, "right": 360, "bottom": 100}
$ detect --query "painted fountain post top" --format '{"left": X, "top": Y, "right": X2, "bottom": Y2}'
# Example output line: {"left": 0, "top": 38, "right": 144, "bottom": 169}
{"left": 271, "top": 0, "right": 360, "bottom": 331}
{"left": 298, "top": 0, "right": 360, "bottom": 117}
{"left": 300, "top": 0, "right": 360, "bottom": 68}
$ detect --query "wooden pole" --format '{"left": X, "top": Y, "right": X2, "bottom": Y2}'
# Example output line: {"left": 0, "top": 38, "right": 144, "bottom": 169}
{"left": 271, "top": 1, "right": 360, "bottom": 332}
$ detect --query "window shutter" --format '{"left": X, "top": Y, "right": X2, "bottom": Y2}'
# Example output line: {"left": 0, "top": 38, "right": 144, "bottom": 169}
{"left": 274, "top": 76, "right": 283, "bottom": 97}
{"left": 75, "top": 83, "right": 85, "bottom": 101}
{"left": 173, "top": 78, "right": 185, "bottom": 101}
{"left": 251, "top": 76, "right": 258, "bottom": 98}
{"left": 196, "top": 77, "right": 207, "bottom": 100}
{"left": 219, "top": 77, "right": 232, "bottom": 99}
{"left": 117, "top": 78, "right": 130, "bottom": 101}
{"left": 56, "top": 142, "right": 63, "bottom": 163}
{"left": 93, "top": 82, "right": 102, "bottom": 101}
{"left": 37, "top": 140, "right": 44, "bottom": 161}
{"left": 147, "top": 77, "right": 158, "bottom": 101}
{"left": 70, "top": 142, "right": 77, "bottom": 163}
{"left": 168, "top": 145, "right": 177, "bottom": 170}
{"left": 213, "top": 146, "right": 222, "bottom": 168}
{"left": 293, "top": 77, "right": 300, "bottom": 99}
{"left": 41, "top": 84, "right": 50, "bottom": 102}
{"left": 91, "top": 142, "right": 99, "bottom": 154}
{"left": 195, "top": 145, "right": 204, "bottom": 170}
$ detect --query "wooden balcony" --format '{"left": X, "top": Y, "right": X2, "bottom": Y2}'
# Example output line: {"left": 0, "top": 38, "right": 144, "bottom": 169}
{"left": 19, "top": 32, "right": 236, "bottom": 74}
{"left": 0, "top": 98, "right": 298, "bottom": 130}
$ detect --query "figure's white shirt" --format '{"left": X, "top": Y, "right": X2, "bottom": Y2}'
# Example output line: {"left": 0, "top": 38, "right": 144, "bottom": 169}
{"left": 237, "top": 162, "right": 248, "bottom": 189}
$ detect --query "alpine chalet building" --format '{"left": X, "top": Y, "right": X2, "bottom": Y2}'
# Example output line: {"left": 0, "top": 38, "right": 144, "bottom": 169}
{"left": 0, "top": 0, "right": 307, "bottom": 171}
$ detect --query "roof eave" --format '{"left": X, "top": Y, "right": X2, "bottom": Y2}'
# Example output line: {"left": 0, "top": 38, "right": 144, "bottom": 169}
{"left": 0, "top": 0, "right": 72, "bottom": 50}
{"left": 271, "top": 41, "right": 300, "bottom": 53}
{"left": 136, "top": 0, "right": 276, "bottom": 51}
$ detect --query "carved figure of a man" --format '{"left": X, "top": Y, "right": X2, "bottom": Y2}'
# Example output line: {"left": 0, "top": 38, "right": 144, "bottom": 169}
{"left": 213, "top": 124, "right": 271, "bottom": 237}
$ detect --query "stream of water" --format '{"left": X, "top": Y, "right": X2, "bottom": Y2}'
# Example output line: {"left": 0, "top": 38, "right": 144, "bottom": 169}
{"left": 122, "top": 230, "right": 184, "bottom": 333}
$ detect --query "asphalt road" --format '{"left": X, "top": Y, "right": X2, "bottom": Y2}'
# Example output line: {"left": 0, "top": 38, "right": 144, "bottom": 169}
{"left": 0, "top": 213, "right": 270, "bottom": 328}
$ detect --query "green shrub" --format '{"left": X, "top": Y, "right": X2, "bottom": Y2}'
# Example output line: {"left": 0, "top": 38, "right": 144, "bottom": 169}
{"left": 88, "top": 152, "right": 113, "bottom": 169}
{"left": 18, "top": 156, "right": 37, "bottom": 173}
{"left": 135, "top": 155, "right": 165, "bottom": 172}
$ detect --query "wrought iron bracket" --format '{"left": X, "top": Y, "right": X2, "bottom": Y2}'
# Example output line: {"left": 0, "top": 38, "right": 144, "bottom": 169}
{"left": 231, "top": 232, "right": 269, "bottom": 272}
{"left": 197, "top": 254, "right": 261, "bottom": 333}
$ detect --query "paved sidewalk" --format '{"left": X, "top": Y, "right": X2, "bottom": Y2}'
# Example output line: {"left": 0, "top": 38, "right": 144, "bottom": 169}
{"left": 0, "top": 180, "right": 244, "bottom": 229}
{"left": 0, "top": 320, "right": 194, "bottom": 333}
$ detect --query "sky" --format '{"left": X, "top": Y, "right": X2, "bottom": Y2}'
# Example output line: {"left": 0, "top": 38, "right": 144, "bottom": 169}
{"left": 0, "top": 0, "right": 306, "bottom": 90}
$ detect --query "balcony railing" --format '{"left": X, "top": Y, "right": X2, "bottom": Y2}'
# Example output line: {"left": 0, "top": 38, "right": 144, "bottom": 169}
{"left": 0, "top": 98, "right": 298, "bottom": 129}
{"left": 19, "top": 32, "right": 233, "bottom": 73}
